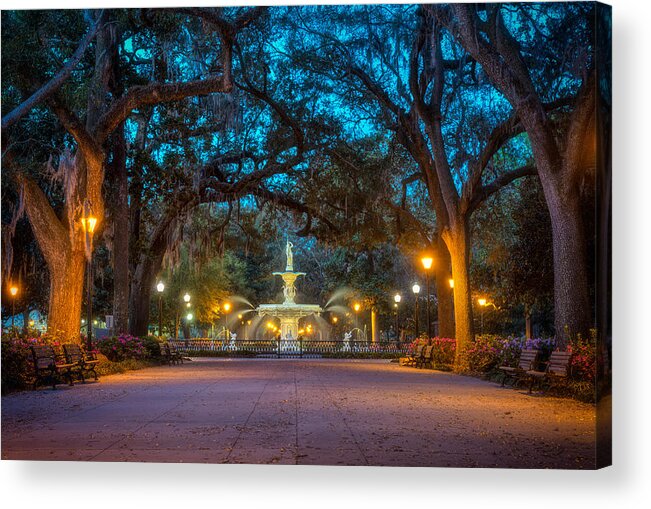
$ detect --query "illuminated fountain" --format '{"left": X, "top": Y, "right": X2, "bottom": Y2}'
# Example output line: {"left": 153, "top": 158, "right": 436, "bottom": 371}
{"left": 256, "top": 240, "right": 322, "bottom": 344}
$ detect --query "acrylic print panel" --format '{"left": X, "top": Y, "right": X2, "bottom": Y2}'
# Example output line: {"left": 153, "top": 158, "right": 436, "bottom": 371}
{"left": 1, "top": 2, "right": 611, "bottom": 469}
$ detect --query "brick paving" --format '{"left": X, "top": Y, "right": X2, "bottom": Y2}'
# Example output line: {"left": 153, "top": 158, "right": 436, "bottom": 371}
{"left": 1, "top": 358, "right": 596, "bottom": 468}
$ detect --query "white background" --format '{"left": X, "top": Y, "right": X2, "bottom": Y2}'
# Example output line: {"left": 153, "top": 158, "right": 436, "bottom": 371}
{"left": 1, "top": 0, "right": 649, "bottom": 507}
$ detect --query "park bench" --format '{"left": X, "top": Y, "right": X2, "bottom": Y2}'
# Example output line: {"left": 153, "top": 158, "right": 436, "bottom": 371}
{"left": 167, "top": 342, "right": 183, "bottom": 364}
{"left": 405, "top": 343, "right": 425, "bottom": 367}
{"left": 30, "top": 345, "right": 77, "bottom": 390}
{"left": 417, "top": 345, "right": 434, "bottom": 369}
{"left": 63, "top": 344, "right": 100, "bottom": 383}
{"left": 157, "top": 342, "right": 183, "bottom": 365}
{"left": 526, "top": 350, "right": 572, "bottom": 393}
{"left": 498, "top": 349, "right": 539, "bottom": 387}
{"left": 156, "top": 341, "right": 173, "bottom": 365}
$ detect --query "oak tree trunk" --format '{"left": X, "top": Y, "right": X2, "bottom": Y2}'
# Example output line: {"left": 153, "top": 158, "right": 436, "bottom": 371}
{"left": 543, "top": 182, "right": 592, "bottom": 345}
{"left": 109, "top": 126, "right": 129, "bottom": 334}
{"left": 48, "top": 250, "right": 86, "bottom": 342}
{"left": 129, "top": 278, "right": 151, "bottom": 338}
{"left": 435, "top": 236, "right": 455, "bottom": 338}
{"left": 444, "top": 221, "right": 474, "bottom": 370}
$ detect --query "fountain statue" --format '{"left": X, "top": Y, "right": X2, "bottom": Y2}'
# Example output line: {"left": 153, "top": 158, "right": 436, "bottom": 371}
{"left": 342, "top": 331, "right": 352, "bottom": 352}
{"left": 256, "top": 239, "right": 322, "bottom": 343}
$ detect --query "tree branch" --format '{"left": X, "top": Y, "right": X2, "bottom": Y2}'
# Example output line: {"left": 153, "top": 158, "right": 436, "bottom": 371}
{"left": 95, "top": 72, "right": 233, "bottom": 143}
{"left": 16, "top": 175, "right": 70, "bottom": 265}
{"left": 1, "top": 10, "right": 105, "bottom": 131}
{"left": 467, "top": 164, "right": 537, "bottom": 214}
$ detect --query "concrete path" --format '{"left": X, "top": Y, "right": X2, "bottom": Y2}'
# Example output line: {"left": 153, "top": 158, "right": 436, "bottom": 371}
{"left": 1, "top": 359, "right": 596, "bottom": 468}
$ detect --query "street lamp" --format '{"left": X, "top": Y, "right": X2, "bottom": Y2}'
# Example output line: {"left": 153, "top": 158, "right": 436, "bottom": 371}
{"left": 394, "top": 293, "right": 401, "bottom": 341}
{"left": 223, "top": 302, "right": 232, "bottom": 339}
{"left": 478, "top": 298, "right": 486, "bottom": 334}
{"left": 353, "top": 302, "right": 361, "bottom": 331}
{"left": 175, "top": 293, "right": 191, "bottom": 339}
{"left": 9, "top": 285, "right": 18, "bottom": 329}
{"left": 421, "top": 256, "right": 434, "bottom": 339}
{"left": 412, "top": 283, "right": 421, "bottom": 338}
{"left": 156, "top": 281, "right": 165, "bottom": 338}
{"left": 477, "top": 298, "right": 497, "bottom": 335}
{"left": 81, "top": 214, "right": 97, "bottom": 352}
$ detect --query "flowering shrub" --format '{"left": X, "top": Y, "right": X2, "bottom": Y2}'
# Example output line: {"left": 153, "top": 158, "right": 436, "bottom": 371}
{"left": 97, "top": 334, "right": 147, "bottom": 361}
{"left": 464, "top": 335, "right": 505, "bottom": 372}
{"left": 406, "top": 337, "right": 456, "bottom": 366}
{"left": 568, "top": 331, "right": 597, "bottom": 382}
{"left": 496, "top": 336, "right": 556, "bottom": 368}
{"left": 430, "top": 337, "right": 456, "bottom": 366}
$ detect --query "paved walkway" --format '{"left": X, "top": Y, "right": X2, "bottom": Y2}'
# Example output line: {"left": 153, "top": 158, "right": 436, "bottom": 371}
{"left": 1, "top": 359, "right": 596, "bottom": 468}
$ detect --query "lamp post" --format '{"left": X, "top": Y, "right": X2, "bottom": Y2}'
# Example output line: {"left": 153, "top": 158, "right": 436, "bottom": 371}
{"left": 421, "top": 256, "right": 434, "bottom": 339}
{"left": 81, "top": 214, "right": 97, "bottom": 352}
{"left": 393, "top": 293, "right": 401, "bottom": 341}
{"left": 176, "top": 293, "right": 191, "bottom": 339}
{"left": 412, "top": 283, "right": 420, "bottom": 338}
{"left": 156, "top": 282, "right": 165, "bottom": 337}
{"left": 9, "top": 285, "right": 18, "bottom": 330}
{"left": 477, "top": 298, "right": 497, "bottom": 335}
{"left": 223, "top": 302, "right": 231, "bottom": 340}
{"left": 477, "top": 298, "right": 486, "bottom": 334}
{"left": 186, "top": 312, "right": 193, "bottom": 336}
{"left": 353, "top": 302, "right": 361, "bottom": 332}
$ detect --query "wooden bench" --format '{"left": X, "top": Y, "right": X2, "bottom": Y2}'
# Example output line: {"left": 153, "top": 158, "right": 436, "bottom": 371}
{"left": 166, "top": 342, "right": 183, "bottom": 364}
{"left": 498, "top": 349, "right": 539, "bottom": 387}
{"left": 405, "top": 343, "right": 425, "bottom": 367}
{"left": 63, "top": 344, "right": 100, "bottom": 383}
{"left": 417, "top": 345, "right": 434, "bottom": 369}
{"left": 30, "top": 345, "right": 77, "bottom": 390}
{"left": 156, "top": 342, "right": 173, "bottom": 365}
{"left": 526, "top": 350, "right": 572, "bottom": 393}
{"left": 157, "top": 342, "right": 183, "bottom": 365}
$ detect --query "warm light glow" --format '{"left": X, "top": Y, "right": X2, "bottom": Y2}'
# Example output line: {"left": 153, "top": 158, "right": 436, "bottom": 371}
{"left": 353, "top": 303, "right": 361, "bottom": 312}
{"left": 223, "top": 302, "right": 232, "bottom": 312}
{"left": 237, "top": 314, "right": 243, "bottom": 320}
{"left": 186, "top": 302, "right": 191, "bottom": 308}
{"left": 247, "top": 320, "right": 251, "bottom": 325}
{"left": 156, "top": 281, "right": 165, "bottom": 293}
{"left": 81, "top": 319, "right": 86, "bottom": 324}
{"left": 412, "top": 283, "right": 421, "bottom": 294}
{"left": 93, "top": 320, "right": 98, "bottom": 325}
{"left": 332, "top": 316, "right": 338, "bottom": 323}
{"left": 421, "top": 256, "right": 434, "bottom": 270}
{"left": 29, "top": 320, "right": 35, "bottom": 327}
{"left": 298, "top": 329, "right": 305, "bottom": 334}
{"left": 267, "top": 322, "right": 274, "bottom": 329}
{"left": 449, "top": 279, "right": 454, "bottom": 289}
{"left": 187, "top": 313, "right": 193, "bottom": 321}
{"left": 81, "top": 216, "right": 97, "bottom": 234}
{"left": 9, "top": 286, "right": 18, "bottom": 296}
{"left": 183, "top": 293, "right": 191, "bottom": 303}
{"left": 478, "top": 298, "right": 487, "bottom": 307}
{"left": 394, "top": 294, "right": 402, "bottom": 303}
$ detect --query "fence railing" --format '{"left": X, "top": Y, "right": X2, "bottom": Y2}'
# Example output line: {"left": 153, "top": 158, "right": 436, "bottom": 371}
{"left": 168, "top": 338, "right": 410, "bottom": 358}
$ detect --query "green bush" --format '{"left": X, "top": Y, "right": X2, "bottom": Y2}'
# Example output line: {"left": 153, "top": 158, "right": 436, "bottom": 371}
{"left": 142, "top": 335, "right": 165, "bottom": 359}
{"left": 1, "top": 337, "right": 33, "bottom": 394}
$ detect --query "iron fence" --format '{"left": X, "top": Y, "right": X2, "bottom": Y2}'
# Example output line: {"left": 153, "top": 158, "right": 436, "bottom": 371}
{"left": 168, "top": 338, "right": 410, "bottom": 358}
